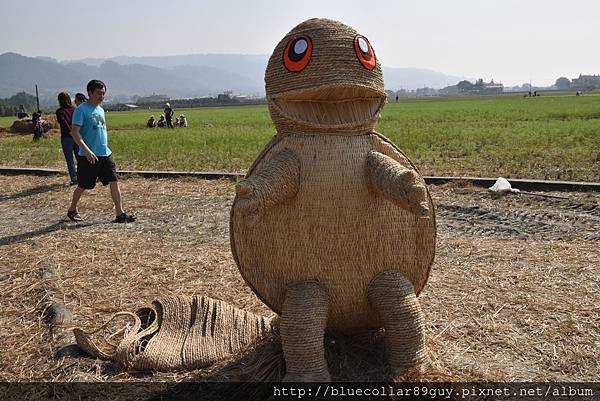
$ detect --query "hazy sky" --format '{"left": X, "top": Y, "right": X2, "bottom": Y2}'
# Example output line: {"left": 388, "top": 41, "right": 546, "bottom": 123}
{"left": 2, "top": 0, "right": 598, "bottom": 86}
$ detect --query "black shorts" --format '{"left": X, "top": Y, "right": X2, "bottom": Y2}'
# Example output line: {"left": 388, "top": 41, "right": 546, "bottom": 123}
{"left": 77, "top": 155, "right": 118, "bottom": 189}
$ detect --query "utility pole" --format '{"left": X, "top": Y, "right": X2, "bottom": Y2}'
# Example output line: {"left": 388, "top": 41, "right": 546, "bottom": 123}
{"left": 35, "top": 84, "right": 40, "bottom": 113}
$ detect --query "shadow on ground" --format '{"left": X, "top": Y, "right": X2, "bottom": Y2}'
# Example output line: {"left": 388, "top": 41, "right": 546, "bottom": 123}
{"left": 0, "top": 183, "right": 66, "bottom": 202}
{"left": 0, "top": 220, "right": 98, "bottom": 246}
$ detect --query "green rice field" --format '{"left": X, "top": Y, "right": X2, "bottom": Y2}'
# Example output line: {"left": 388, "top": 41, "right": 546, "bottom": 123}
{"left": 1, "top": 94, "right": 599, "bottom": 181}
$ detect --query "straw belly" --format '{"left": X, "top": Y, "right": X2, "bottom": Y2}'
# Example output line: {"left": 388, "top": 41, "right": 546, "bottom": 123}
{"left": 232, "top": 134, "right": 435, "bottom": 331}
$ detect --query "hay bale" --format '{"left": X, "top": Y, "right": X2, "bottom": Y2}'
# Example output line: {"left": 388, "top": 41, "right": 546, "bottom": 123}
{"left": 42, "top": 114, "right": 59, "bottom": 130}
{"left": 9, "top": 118, "right": 34, "bottom": 133}
{"left": 9, "top": 115, "right": 59, "bottom": 134}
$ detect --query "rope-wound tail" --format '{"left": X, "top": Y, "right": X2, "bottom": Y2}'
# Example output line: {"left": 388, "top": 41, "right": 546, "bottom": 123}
{"left": 181, "top": 295, "right": 274, "bottom": 370}
{"left": 73, "top": 296, "right": 274, "bottom": 372}
{"left": 73, "top": 311, "right": 141, "bottom": 361}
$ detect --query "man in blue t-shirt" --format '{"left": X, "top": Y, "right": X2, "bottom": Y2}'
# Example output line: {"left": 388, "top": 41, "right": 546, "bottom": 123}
{"left": 67, "top": 79, "right": 135, "bottom": 223}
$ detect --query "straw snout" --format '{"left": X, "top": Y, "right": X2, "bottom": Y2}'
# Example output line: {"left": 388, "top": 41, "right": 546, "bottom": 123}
{"left": 273, "top": 85, "right": 384, "bottom": 102}
{"left": 270, "top": 85, "right": 385, "bottom": 128}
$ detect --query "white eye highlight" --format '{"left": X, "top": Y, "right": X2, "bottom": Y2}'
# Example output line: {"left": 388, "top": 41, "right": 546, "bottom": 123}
{"left": 358, "top": 37, "right": 369, "bottom": 53}
{"left": 294, "top": 39, "right": 308, "bottom": 54}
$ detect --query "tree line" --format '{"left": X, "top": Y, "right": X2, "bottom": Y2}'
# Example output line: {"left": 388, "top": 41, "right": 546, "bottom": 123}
{"left": 0, "top": 92, "right": 38, "bottom": 117}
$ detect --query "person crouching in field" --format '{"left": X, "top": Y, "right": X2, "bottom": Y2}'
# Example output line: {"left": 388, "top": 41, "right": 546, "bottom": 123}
{"left": 67, "top": 80, "right": 136, "bottom": 223}
{"left": 147, "top": 115, "right": 156, "bottom": 128}
{"left": 56, "top": 91, "right": 79, "bottom": 185}
{"left": 178, "top": 114, "right": 188, "bottom": 127}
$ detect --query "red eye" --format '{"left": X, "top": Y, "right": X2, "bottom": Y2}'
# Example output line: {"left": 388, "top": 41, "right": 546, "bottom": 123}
{"left": 354, "top": 35, "right": 376, "bottom": 70}
{"left": 283, "top": 35, "right": 313, "bottom": 72}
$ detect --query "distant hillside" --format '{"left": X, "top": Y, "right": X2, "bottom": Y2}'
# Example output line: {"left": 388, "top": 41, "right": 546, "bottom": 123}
{"left": 61, "top": 61, "right": 208, "bottom": 97}
{"left": 0, "top": 52, "right": 87, "bottom": 99}
{"left": 0, "top": 52, "right": 465, "bottom": 102}
{"left": 0, "top": 53, "right": 265, "bottom": 101}
{"left": 70, "top": 54, "right": 268, "bottom": 83}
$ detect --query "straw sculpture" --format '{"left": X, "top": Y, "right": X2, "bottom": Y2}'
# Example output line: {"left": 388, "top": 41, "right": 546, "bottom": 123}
{"left": 230, "top": 18, "right": 436, "bottom": 381}
{"left": 74, "top": 18, "right": 436, "bottom": 381}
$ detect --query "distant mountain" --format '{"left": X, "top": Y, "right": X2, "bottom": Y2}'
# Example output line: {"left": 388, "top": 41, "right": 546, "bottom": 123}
{"left": 1, "top": 52, "right": 465, "bottom": 103}
{"left": 0, "top": 52, "right": 87, "bottom": 99}
{"left": 35, "top": 56, "right": 59, "bottom": 63}
{"left": 69, "top": 54, "right": 268, "bottom": 81}
{"left": 0, "top": 52, "right": 266, "bottom": 101}
{"left": 61, "top": 60, "right": 208, "bottom": 97}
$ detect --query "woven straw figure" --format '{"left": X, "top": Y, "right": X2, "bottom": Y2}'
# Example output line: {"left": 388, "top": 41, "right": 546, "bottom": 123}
{"left": 231, "top": 18, "right": 436, "bottom": 381}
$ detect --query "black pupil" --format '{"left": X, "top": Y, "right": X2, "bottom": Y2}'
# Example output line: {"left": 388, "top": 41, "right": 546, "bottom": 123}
{"left": 288, "top": 38, "right": 307, "bottom": 62}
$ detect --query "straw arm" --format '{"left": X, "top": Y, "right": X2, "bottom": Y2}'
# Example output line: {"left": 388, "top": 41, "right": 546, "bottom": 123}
{"left": 234, "top": 149, "right": 300, "bottom": 225}
{"left": 365, "top": 151, "right": 429, "bottom": 217}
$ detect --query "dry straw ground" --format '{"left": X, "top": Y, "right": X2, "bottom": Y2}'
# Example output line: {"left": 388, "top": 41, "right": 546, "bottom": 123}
{"left": 0, "top": 174, "right": 599, "bottom": 384}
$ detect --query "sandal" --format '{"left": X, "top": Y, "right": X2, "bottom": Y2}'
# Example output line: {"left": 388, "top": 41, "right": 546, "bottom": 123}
{"left": 67, "top": 210, "right": 83, "bottom": 222}
{"left": 114, "top": 212, "right": 136, "bottom": 223}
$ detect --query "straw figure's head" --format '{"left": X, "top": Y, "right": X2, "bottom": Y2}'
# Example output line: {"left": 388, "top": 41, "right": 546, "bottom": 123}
{"left": 265, "top": 18, "right": 386, "bottom": 135}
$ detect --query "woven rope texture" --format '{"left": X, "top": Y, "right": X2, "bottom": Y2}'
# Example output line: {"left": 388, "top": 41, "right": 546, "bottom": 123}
{"left": 74, "top": 295, "right": 272, "bottom": 371}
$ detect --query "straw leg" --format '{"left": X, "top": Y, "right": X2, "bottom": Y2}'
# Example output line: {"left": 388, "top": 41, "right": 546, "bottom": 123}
{"left": 368, "top": 271, "right": 426, "bottom": 375}
{"left": 280, "top": 281, "right": 330, "bottom": 382}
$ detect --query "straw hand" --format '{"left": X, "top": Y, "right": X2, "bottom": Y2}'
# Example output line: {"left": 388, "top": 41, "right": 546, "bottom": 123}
{"left": 394, "top": 169, "right": 429, "bottom": 217}
{"left": 405, "top": 181, "right": 430, "bottom": 218}
{"left": 234, "top": 181, "right": 263, "bottom": 226}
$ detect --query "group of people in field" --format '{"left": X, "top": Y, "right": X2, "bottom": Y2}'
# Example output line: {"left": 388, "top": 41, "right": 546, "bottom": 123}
{"left": 146, "top": 103, "right": 188, "bottom": 128}
{"left": 55, "top": 80, "right": 136, "bottom": 224}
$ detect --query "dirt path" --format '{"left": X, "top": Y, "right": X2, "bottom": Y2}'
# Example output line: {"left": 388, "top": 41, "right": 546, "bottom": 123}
{"left": 0, "top": 175, "right": 598, "bottom": 382}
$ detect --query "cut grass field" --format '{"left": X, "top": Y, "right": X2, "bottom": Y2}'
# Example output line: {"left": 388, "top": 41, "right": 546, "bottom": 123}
{"left": 1, "top": 94, "right": 599, "bottom": 181}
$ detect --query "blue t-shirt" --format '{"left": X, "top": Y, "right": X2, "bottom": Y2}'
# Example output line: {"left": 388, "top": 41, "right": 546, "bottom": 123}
{"left": 72, "top": 102, "right": 112, "bottom": 157}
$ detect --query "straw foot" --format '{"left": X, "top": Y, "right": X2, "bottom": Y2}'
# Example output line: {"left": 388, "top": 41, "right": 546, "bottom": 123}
{"left": 280, "top": 281, "right": 330, "bottom": 382}
{"left": 368, "top": 271, "right": 427, "bottom": 373}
